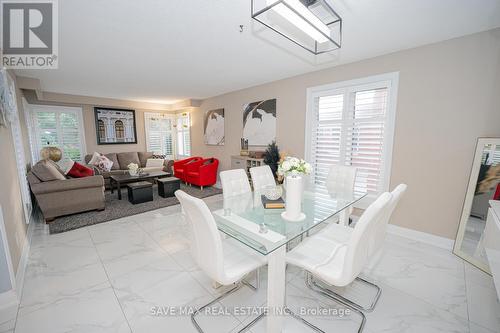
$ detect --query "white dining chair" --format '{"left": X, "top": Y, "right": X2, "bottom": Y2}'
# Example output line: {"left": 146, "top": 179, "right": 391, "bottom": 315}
{"left": 326, "top": 165, "right": 358, "bottom": 226}
{"left": 250, "top": 165, "right": 276, "bottom": 191}
{"left": 220, "top": 169, "right": 251, "bottom": 197}
{"left": 286, "top": 192, "right": 392, "bottom": 332}
{"left": 316, "top": 184, "right": 407, "bottom": 314}
{"left": 249, "top": 165, "right": 276, "bottom": 204}
{"left": 175, "top": 190, "right": 267, "bottom": 333}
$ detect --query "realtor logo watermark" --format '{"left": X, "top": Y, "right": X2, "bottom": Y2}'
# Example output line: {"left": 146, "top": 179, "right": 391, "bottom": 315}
{"left": 1, "top": 0, "right": 58, "bottom": 68}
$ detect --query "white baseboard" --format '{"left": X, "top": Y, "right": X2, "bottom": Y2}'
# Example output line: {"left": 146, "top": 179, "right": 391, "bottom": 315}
{"left": 0, "top": 290, "right": 18, "bottom": 325}
{"left": 387, "top": 224, "right": 454, "bottom": 251}
{"left": 14, "top": 219, "right": 35, "bottom": 300}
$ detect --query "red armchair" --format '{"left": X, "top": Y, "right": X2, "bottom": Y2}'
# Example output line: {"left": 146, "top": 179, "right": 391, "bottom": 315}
{"left": 185, "top": 158, "right": 219, "bottom": 190}
{"left": 173, "top": 157, "right": 202, "bottom": 182}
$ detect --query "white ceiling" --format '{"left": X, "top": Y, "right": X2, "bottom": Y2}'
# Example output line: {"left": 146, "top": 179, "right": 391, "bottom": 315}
{"left": 15, "top": 0, "right": 500, "bottom": 103}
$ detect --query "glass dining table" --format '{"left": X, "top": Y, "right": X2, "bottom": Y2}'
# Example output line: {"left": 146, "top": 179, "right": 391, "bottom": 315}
{"left": 211, "top": 184, "right": 366, "bottom": 333}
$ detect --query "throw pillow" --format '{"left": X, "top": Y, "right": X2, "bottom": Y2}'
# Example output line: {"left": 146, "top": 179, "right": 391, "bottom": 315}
{"left": 104, "top": 153, "right": 120, "bottom": 170}
{"left": 88, "top": 151, "right": 101, "bottom": 165}
{"left": 67, "top": 162, "right": 94, "bottom": 178}
{"left": 145, "top": 158, "right": 164, "bottom": 168}
{"left": 95, "top": 155, "right": 113, "bottom": 172}
{"left": 57, "top": 158, "right": 75, "bottom": 174}
{"left": 152, "top": 154, "right": 166, "bottom": 159}
{"left": 32, "top": 160, "right": 66, "bottom": 181}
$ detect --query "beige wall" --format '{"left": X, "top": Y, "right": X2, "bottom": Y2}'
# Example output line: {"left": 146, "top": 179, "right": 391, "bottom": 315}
{"left": 23, "top": 91, "right": 178, "bottom": 156}
{"left": 192, "top": 28, "right": 500, "bottom": 240}
{"left": 0, "top": 73, "right": 28, "bottom": 274}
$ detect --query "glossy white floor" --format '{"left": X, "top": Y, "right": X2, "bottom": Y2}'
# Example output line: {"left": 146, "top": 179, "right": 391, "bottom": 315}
{"left": 2, "top": 194, "right": 499, "bottom": 333}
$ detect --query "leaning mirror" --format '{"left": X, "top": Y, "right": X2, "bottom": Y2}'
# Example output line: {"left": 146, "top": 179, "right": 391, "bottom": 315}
{"left": 454, "top": 138, "right": 500, "bottom": 273}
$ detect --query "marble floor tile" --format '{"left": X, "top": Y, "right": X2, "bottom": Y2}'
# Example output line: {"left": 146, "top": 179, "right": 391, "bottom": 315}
{"left": 0, "top": 319, "right": 15, "bottom": 333}
{"left": 89, "top": 222, "right": 169, "bottom": 278}
{"left": 466, "top": 274, "right": 500, "bottom": 332}
{"left": 364, "top": 282, "right": 469, "bottom": 333}
{"left": 15, "top": 282, "right": 131, "bottom": 333}
{"left": 11, "top": 198, "right": 500, "bottom": 333}
{"left": 111, "top": 260, "right": 231, "bottom": 333}
{"left": 363, "top": 235, "right": 468, "bottom": 318}
{"left": 469, "top": 322, "right": 497, "bottom": 333}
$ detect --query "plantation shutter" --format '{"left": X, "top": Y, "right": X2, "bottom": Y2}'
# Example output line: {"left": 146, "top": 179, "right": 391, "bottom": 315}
{"left": 176, "top": 113, "right": 191, "bottom": 157}
{"left": 345, "top": 88, "right": 388, "bottom": 195}
{"left": 32, "top": 106, "right": 85, "bottom": 162}
{"left": 310, "top": 93, "right": 344, "bottom": 185}
{"left": 309, "top": 83, "right": 391, "bottom": 198}
{"left": 144, "top": 112, "right": 174, "bottom": 159}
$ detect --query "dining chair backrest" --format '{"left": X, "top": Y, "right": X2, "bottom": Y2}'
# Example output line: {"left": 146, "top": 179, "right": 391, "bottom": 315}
{"left": 326, "top": 165, "right": 357, "bottom": 197}
{"left": 249, "top": 165, "right": 276, "bottom": 192}
{"left": 175, "top": 190, "right": 224, "bottom": 282}
{"left": 220, "top": 169, "right": 251, "bottom": 198}
{"left": 369, "top": 184, "right": 408, "bottom": 255}
{"left": 328, "top": 192, "right": 392, "bottom": 286}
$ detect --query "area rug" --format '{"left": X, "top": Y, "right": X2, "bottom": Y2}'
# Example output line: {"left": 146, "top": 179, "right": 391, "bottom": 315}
{"left": 48, "top": 184, "right": 222, "bottom": 234}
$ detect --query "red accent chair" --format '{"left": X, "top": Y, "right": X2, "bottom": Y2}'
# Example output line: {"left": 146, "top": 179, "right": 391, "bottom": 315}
{"left": 173, "top": 157, "right": 202, "bottom": 182}
{"left": 185, "top": 158, "right": 219, "bottom": 190}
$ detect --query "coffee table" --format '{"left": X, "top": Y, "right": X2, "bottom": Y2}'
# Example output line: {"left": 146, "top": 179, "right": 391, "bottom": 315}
{"left": 110, "top": 171, "right": 171, "bottom": 200}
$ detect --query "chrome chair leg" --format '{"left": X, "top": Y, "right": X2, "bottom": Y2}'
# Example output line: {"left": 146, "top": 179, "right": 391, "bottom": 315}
{"left": 243, "top": 268, "right": 260, "bottom": 291}
{"left": 284, "top": 307, "right": 325, "bottom": 333}
{"left": 191, "top": 281, "right": 264, "bottom": 333}
{"left": 305, "top": 272, "right": 367, "bottom": 333}
{"left": 307, "top": 272, "right": 381, "bottom": 312}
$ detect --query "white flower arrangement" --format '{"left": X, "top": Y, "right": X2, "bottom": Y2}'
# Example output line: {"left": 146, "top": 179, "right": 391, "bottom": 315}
{"left": 128, "top": 163, "right": 139, "bottom": 175}
{"left": 128, "top": 163, "right": 139, "bottom": 171}
{"left": 277, "top": 157, "right": 311, "bottom": 177}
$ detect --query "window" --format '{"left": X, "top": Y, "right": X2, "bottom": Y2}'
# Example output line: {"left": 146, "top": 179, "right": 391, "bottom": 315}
{"left": 98, "top": 120, "right": 106, "bottom": 140}
{"left": 144, "top": 113, "right": 175, "bottom": 159}
{"left": 31, "top": 105, "right": 86, "bottom": 162}
{"left": 306, "top": 73, "right": 398, "bottom": 203}
{"left": 144, "top": 112, "right": 191, "bottom": 159}
{"left": 5, "top": 73, "right": 32, "bottom": 224}
{"left": 115, "top": 120, "right": 124, "bottom": 140}
{"left": 176, "top": 112, "right": 191, "bottom": 158}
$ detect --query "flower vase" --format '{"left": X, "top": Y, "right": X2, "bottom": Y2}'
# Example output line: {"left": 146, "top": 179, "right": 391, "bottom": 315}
{"left": 281, "top": 175, "right": 306, "bottom": 222}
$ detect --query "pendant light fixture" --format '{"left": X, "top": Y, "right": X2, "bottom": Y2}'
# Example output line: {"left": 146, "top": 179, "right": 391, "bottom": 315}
{"left": 251, "top": 0, "right": 342, "bottom": 55}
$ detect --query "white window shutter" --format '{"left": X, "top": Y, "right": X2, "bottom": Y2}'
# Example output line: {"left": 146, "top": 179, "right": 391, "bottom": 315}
{"left": 32, "top": 106, "right": 85, "bottom": 162}
{"left": 144, "top": 112, "right": 174, "bottom": 159}
{"left": 310, "top": 84, "right": 391, "bottom": 197}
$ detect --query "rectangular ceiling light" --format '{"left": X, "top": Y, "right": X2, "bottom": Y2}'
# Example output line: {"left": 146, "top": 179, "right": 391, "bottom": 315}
{"left": 267, "top": 0, "right": 330, "bottom": 43}
{"left": 252, "top": 0, "right": 342, "bottom": 55}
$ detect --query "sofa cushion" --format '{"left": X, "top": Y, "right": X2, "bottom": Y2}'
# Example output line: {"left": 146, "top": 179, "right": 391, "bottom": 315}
{"left": 117, "top": 152, "right": 140, "bottom": 169}
{"left": 138, "top": 152, "right": 153, "bottom": 167}
{"left": 104, "top": 153, "right": 120, "bottom": 170}
{"left": 27, "top": 172, "right": 41, "bottom": 185}
{"left": 145, "top": 158, "right": 164, "bottom": 168}
{"left": 32, "top": 160, "right": 66, "bottom": 181}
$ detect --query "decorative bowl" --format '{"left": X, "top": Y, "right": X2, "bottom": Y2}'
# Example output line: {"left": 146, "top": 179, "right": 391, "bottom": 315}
{"left": 264, "top": 185, "right": 283, "bottom": 200}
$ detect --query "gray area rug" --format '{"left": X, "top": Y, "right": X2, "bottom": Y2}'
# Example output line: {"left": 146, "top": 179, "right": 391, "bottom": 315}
{"left": 49, "top": 184, "right": 222, "bottom": 234}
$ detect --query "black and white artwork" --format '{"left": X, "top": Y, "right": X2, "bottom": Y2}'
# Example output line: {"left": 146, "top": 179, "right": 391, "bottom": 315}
{"left": 204, "top": 108, "right": 225, "bottom": 145}
{"left": 242, "top": 99, "right": 276, "bottom": 146}
{"left": 94, "top": 107, "right": 137, "bottom": 145}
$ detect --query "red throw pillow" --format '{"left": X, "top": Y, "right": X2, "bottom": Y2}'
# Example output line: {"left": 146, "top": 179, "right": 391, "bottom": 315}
{"left": 67, "top": 162, "right": 94, "bottom": 178}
